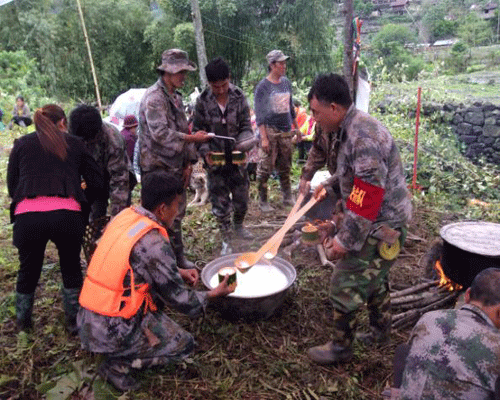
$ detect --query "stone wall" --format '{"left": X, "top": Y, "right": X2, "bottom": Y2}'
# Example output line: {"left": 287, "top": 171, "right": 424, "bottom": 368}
{"left": 379, "top": 100, "right": 500, "bottom": 165}
{"left": 447, "top": 102, "right": 500, "bottom": 165}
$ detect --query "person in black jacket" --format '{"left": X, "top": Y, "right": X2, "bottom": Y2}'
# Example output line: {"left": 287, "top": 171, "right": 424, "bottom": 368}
{"left": 7, "top": 104, "right": 104, "bottom": 334}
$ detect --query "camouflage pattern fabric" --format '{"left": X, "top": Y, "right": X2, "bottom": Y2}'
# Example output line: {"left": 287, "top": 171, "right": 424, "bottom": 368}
{"left": 77, "top": 206, "right": 208, "bottom": 372}
{"left": 330, "top": 229, "right": 406, "bottom": 347}
{"left": 192, "top": 83, "right": 254, "bottom": 230}
{"left": 139, "top": 78, "right": 198, "bottom": 264}
{"left": 301, "top": 105, "right": 412, "bottom": 251}
{"left": 192, "top": 83, "right": 256, "bottom": 158}
{"left": 206, "top": 164, "right": 249, "bottom": 228}
{"left": 400, "top": 304, "right": 500, "bottom": 399}
{"left": 139, "top": 78, "right": 197, "bottom": 176}
{"left": 256, "top": 126, "right": 294, "bottom": 190}
{"left": 84, "top": 123, "right": 130, "bottom": 218}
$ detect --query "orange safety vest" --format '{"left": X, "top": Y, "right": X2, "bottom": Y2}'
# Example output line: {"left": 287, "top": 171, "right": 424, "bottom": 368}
{"left": 79, "top": 207, "right": 168, "bottom": 319}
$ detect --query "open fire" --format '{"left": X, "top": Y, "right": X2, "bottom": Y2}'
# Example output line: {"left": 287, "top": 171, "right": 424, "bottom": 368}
{"left": 434, "top": 260, "right": 463, "bottom": 292}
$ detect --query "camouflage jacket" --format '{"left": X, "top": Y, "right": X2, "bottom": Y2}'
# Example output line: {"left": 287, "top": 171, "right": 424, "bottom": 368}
{"left": 301, "top": 105, "right": 412, "bottom": 251}
{"left": 139, "top": 78, "right": 197, "bottom": 175}
{"left": 77, "top": 206, "right": 208, "bottom": 354}
{"left": 400, "top": 304, "right": 500, "bottom": 400}
{"left": 83, "top": 123, "right": 130, "bottom": 216}
{"left": 192, "top": 83, "right": 256, "bottom": 158}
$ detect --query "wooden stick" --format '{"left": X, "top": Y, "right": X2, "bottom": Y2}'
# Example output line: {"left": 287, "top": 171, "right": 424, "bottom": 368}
{"left": 390, "top": 280, "right": 439, "bottom": 298}
{"left": 392, "top": 292, "right": 459, "bottom": 329}
{"left": 391, "top": 291, "right": 439, "bottom": 306}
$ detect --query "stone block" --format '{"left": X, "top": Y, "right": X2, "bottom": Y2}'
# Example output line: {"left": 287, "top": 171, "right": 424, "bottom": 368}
{"left": 483, "top": 124, "right": 500, "bottom": 137}
{"left": 457, "top": 122, "right": 472, "bottom": 136}
{"left": 464, "top": 111, "right": 484, "bottom": 126}
{"left": 459, "top": 135, "right": 478, "bottom": 144}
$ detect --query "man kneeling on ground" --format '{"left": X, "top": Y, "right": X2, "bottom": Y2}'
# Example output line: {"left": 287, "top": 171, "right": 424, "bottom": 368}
{"left": 77, "top": 171, "right": 235, "bottom": 391}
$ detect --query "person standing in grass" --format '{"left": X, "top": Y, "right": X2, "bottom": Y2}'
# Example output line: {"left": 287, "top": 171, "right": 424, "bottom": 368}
{"left": 254, "top": 50, "right": 300, "bottom": 212}
{"left": 139, "top": 49, "right": 211, "bottom": 269}
{"left": 192, "top": 57, "right": 256, "bottom": 255}
{"left": 7, "top": 104, "right": 104, "bottom": 334}
{"left": 301, "top": 73, "right": 412, "bottom": 365}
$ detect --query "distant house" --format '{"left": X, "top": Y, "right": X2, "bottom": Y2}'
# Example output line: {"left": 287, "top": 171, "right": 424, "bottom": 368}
{"left": 432, "top": 39, "right": 458, "bottom": 47}
{"left": 390, "top": 0, "right": 409, "bottom": 13}
{"left": 372, "top": 0, "right": 392, "bottom": 8}
{"left": 483, "top": 2, "right": 498, "bottom": 19}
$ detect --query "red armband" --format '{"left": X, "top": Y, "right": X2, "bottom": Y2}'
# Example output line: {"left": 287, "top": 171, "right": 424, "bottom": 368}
{"left": 346, "top": 177, "right": 385, "bottom": 221}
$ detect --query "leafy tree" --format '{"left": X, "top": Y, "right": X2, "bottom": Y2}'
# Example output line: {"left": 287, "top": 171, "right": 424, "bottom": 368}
{"left": 372, "top": 24, "right": 417, "bottom": 57}
{"left": 354, "top": 0, "right": 374, "bottom": 19}
{"left": 445, "top": 41, "right": 470, "bottom": 73}
{"left": 457, "top": 12, "right": 494, "bottom": 47}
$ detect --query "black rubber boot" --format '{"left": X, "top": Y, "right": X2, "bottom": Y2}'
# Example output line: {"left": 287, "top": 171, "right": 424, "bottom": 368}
{"left": 233, "top": 212, "right": 254, "bottom": 240}
{"left": 258, "top": 178, "right": 274, "bottom": 212}
{"left": 62, "top": 287, "right": 81, "bottom": 336}
{"left": 280, "top": 176, "right": 294, "bottom": 206}
{"left": 16, "top": 292, "right": 34, "bottom": 332}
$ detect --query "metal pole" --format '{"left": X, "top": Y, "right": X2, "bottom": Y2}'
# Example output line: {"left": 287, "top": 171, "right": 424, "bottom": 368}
{"left": 75, "top": 0, "right": 102, "bottom": 111}
{"left": 412, "top": 87, "right": 422, "bottom": 191}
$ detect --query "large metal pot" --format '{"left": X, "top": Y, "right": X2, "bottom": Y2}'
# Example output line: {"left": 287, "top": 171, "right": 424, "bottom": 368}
{"left": 440, "top": 221, "right": 500, "bottom": 288}
{"left": 201, "top": 253, "right": 296, "bottom": 321}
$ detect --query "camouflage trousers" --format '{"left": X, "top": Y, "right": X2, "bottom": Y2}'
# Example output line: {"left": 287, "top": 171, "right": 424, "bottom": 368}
{"left": 207, "top": 164, "right": 249, "bottom": 229}
{"left": 256, "top": 126, "right": 294, "bottom": 191}
{"left": 330, "top": 228, "right": 407, "bottom": 348}
{"left": 99, "top": 311, "right": 195, "bottom": 383}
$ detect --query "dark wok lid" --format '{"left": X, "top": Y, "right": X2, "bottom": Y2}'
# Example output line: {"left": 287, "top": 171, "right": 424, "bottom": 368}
{"left": 440, "top": 221, "right": 500, "bottom": 257}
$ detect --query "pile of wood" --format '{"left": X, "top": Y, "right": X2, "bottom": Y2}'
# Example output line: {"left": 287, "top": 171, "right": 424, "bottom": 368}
{"left": 391, "top": 280, "right": 461, "bottom": 330}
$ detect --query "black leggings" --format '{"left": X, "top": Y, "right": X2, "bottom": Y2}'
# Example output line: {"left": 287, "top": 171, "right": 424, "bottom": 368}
{"left": 13, "top": 210, "right": 85, "bottom": 294}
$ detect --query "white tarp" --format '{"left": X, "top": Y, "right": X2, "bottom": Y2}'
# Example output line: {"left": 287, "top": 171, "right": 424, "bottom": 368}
{"left": 0, "top": 0, "right": 15, "bottom": 7}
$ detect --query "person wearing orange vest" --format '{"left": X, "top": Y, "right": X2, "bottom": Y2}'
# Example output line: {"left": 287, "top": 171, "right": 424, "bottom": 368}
{"left": 294, "top": 100, "right": 316, "bottom": 163}
{"left": 77, "top": 171, "right": 234, "bottom": 391}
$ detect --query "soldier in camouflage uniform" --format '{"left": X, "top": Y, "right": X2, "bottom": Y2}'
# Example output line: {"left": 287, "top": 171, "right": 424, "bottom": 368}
{"left": 77, "top": 172, "right": 234, "bottom": 391}
{"left": 299, "top": 74, "right": 412, "bottom": 364}
{"left": 254, "top": 50, "right": 299, "bottom": 212}
{"left": 192, "top": 57, "right": 257, "bottom": 255}
{"left": 139, "top": 49, "right": 211, "bottom": 269}
{"left": 69, "top": 105, "right": 130, "bottom": 220}
{"left": 398, "top": 268, "right": 500, "bottom": 399}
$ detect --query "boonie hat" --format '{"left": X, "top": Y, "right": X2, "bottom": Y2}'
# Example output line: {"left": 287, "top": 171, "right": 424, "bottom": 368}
{"left": 266, "top": 50, "right": 290, "bottom": 64}
{"left": 157, "top": 49, "right": 197, "bottom": 74}
{"left": 123, "top": 115, "right": 138, "bottom": 128}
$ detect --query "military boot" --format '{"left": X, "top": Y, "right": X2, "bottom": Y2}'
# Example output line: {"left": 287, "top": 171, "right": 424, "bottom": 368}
{"left": 356, "top": 326, "right": 390, "bottom": 347}
{"left": 258, "top": 179, "right": 274, "bottom": 213}
{"left": 280, "top": 176, "right": 295, "bottom": 206}
{"left": 15, "top": 292, "right": 34, "bottom": 332}
{"left": 307, "top": 341, "right": 353, "bottom": 365}
{"left": 233, "top": 213, "right": 254, "bottom": 240}
{"left": 62, "top": 287, "right": 81, "bottom": 336}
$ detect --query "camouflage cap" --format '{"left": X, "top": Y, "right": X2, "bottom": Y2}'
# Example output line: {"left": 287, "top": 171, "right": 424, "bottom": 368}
{"left": 266, "top": 50, "right": 290, "bottom": 64}
{"left": 157, "top": 49, "right": 197, "bottom": 74}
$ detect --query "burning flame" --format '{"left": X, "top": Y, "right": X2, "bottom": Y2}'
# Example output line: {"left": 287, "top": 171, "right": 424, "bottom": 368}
{"left": 434, "top": 261, "right": 463, "bottom": 292}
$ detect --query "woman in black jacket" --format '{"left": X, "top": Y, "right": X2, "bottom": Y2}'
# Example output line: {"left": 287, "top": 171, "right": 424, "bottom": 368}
{"left": 7, "top": 104, "right": 104, "bottom": 334}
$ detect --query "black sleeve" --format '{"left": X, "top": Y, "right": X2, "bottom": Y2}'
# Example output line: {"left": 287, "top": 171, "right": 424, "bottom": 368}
{"left": 79, "top": 143, "right": 105, "bottom": 207}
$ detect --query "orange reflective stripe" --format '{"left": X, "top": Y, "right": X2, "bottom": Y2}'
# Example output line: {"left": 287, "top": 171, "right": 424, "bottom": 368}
{"left": 79, "top": 207, "right": 168, "bottom": 318}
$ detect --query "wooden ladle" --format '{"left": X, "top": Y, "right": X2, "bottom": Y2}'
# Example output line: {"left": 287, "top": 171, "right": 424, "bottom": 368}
{"left": 234, "top": 190, "right": 323, "bottom": 271}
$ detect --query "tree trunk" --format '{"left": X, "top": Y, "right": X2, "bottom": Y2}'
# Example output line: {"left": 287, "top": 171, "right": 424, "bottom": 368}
{"left": 343, "top": 0, "right": 354, "bottom": 97}
{"left": 190, "top": 0, "right": 208, "bottom": 89}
